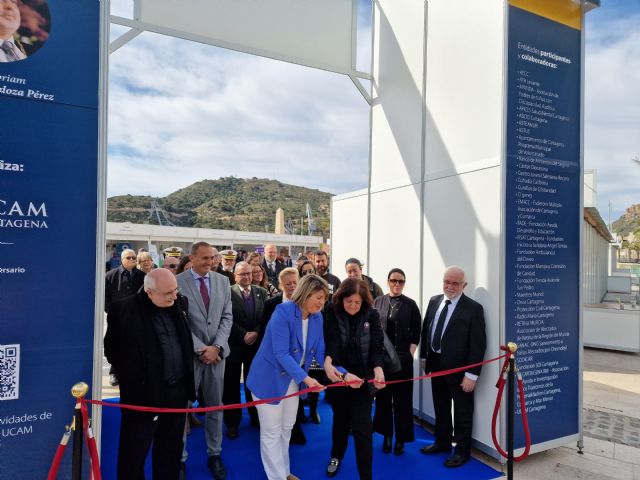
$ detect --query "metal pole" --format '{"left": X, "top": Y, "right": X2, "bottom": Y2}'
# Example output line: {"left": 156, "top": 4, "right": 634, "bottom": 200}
{"left": 507, "top": 357, "right": 515, "bottom": 480}
{"left": 71, "top": 404, "right": 83, "bottom": 480}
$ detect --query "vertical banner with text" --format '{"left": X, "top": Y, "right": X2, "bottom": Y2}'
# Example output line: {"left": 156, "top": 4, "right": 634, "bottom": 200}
{"left": 0, "top": 1, "right": 100, "bottom": 477}
{"left": 505, "top": 1, "right": 582, "bottom": 449}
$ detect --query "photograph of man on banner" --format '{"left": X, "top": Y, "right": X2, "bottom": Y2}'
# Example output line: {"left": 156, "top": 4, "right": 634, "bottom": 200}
{"left": 0, "top": 0, "right": 50, "bottom": 62}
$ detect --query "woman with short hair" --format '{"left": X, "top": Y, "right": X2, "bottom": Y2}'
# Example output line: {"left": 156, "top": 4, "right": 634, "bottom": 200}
{"left": 323, "top": 278, "right": 385, "bottom": 480}
{"left": 247, "top": 274, "right": 339, "bottom": 480}
{"left": 298, "top": 260, "right": 316, "bottom": 278}
{"left": 137, "top": 251, "right": 154, "bottom": 274}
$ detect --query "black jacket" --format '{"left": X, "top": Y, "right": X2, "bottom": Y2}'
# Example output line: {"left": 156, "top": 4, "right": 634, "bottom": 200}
{"left": 374, "top": 294, "right": 422, "bottom": 354}
{"left": 325, "top": 305, "right": 384, "bottom": 380}
{"left": 104, "top": 292, "right": 196, "bottom": 407}
{"left": 419, "top": 293, "right": 486, "bottom": 382}
{"left": 104, "top": 266, "right": 145, "bottom": 313}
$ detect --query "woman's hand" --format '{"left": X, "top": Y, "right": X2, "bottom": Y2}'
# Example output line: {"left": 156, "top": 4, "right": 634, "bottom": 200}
{"left": 325, "top": 365, "right": 343, "bottom": 383}
{"left": 324, "top": 357, "right": 342, "bottom": 383}
{"left": 344, "top": 373, "right": 364, "bottom": 389}
{"left": 373, "top": 367, "right": 386, "bottom": 390}
{"left": 303, "top": 376, "right": 326, "bottom": 392}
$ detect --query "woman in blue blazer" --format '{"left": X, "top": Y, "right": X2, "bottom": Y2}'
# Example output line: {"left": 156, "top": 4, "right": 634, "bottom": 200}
{"left": 247, "top": 274, "right": 338, "bottom": 480}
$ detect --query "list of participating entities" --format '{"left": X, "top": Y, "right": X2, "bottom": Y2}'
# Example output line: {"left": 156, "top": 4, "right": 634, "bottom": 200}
{"left": 509, "top": 59, "right": 577, "bottom": 413}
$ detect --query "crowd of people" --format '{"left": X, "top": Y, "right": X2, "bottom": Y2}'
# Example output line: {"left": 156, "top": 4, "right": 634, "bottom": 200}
{"left": 104, "top": 243, "right": 486, "bottom": 480}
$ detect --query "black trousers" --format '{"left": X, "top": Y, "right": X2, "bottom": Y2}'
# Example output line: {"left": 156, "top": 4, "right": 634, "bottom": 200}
{"left": 430, "top": 353, "right": 474, "bottom": 457}
{"left": 372, "top": 352, "right": 415, "bottom": 442}
{"left": 327, "top": 387, "right": 373, "bottom": 480}
{"left": 222, "top": 345, "right": 258, "bottom": 428}
{"left": 117, "top": 382, "right": 188, "bottom": 480}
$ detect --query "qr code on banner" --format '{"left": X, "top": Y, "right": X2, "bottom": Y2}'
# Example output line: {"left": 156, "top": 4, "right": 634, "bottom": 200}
{"left": 0, "top": 344, "right": 20, "bottom": 401}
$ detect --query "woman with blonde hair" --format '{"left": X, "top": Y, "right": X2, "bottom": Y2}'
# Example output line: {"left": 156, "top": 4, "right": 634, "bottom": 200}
{"left": 137, "top": 251, "right": 154, "bottom": 274}
{"left": 247, "top": 274, "right": 340, "bottom": 480}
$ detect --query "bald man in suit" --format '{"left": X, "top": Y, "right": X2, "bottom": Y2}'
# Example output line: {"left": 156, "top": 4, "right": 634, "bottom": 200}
{"left": 419, "top": 266, "right": 486, "bottom": 468}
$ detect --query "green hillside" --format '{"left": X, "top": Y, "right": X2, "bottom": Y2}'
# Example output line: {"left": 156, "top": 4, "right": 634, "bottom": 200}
{"left": 107, "top": 177, "right": 332, "bottom": 238}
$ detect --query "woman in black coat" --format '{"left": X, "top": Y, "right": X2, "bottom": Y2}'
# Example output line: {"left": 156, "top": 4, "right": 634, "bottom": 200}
{"left": 323, "top": 278, "right": 385, "bottom": 480}
{"left": 372, "top": 268, "right": 422, "bottom": 455}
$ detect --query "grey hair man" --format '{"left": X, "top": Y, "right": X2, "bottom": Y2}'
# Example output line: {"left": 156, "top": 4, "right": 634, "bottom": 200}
{"left": 261, "top": 243, "right": 284, "bottom": 289}
{"left": 419, "top": 266, "right": 486, "bottom": 468}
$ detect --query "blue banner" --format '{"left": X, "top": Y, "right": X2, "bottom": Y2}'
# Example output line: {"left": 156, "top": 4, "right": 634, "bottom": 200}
{"left": 0, "top": 1, "right": 100, "bottom": 477}
{"left": 505, "top": 5, "right": 581, "bottom": 448}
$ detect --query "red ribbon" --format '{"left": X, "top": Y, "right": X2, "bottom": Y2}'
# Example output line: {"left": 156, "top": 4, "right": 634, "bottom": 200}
{"left": 81, "top": 354, "right": 508, "bottom": 414}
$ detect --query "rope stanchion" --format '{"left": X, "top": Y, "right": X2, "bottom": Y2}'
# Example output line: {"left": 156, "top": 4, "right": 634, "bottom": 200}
{"left": 50, "top": 352, "right": 523, "bottom": 478}
{"left": 47, "top": 382, "right": 103, "bottom": 480}
{"left": 491, "top": 343, "right": 531, "bottom": 477}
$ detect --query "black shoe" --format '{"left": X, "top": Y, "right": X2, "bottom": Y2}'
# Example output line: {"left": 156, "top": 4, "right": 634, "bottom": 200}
{"left": 394, "top": 441, "right": 405, "bottom": 455}
{"left": 309, "top": 405, "right": 321, "bottom": 424}
{"left": 109, "top": 374, "right": 119, "bottom": 387}
{"left": 420, "top": 443, "right": 450, "bottom": 455}
{"left": 382, "top": 436, "right": 392, "bottom": 454}
{"left": 326, "top": 458, "right": 340, "bottom": 478}
{"left": 226, "top": 426, "right": 238, "bottom": 439}
{"left": 207, "top": 455, "right": 227, "bottom": 479}
{"left": 290, "top": 423, "right": 307, "bottom": 445}
{"left": 444, "top": 453, "right": 469, "bottom": 468}
{"left": 178, "top": 462, "right": 186, "bottom": 480}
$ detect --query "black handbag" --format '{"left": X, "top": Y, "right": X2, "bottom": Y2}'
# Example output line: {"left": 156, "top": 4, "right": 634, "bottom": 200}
{"left": 382, "top": 331, "right": 402, "bottom": 375}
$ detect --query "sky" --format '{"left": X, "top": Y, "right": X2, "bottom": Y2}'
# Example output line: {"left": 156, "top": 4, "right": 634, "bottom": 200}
{"left": 107, "top": 0, "right": 639, "bottom": 222}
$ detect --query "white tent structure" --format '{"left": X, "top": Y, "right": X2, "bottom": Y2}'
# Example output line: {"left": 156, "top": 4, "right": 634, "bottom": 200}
{"left": 98, "top": 0, "right": 601, "bottom": 460}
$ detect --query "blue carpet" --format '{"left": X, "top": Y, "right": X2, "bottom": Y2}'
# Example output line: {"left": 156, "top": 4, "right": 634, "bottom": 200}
{"left": 101, "top": 394, "right": 501, "bottom": 479}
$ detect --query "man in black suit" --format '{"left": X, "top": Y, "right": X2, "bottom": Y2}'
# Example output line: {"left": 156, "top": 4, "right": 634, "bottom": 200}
{"left": 104, "top": 248, "right": 146, "bottom": 386}
{"left": 419, "top": 266, "right": 486, "bottom": 468}
{"left": 261, "top": 243, "right": 284, "bottom": 289}
{"left": 104, "top": 268, "right": 196, "bottom": 480}
{"left": 222, "top": 261, "right": 267, "bottom": 438}
{"left": 104, "top": 248, "right": 145, "bottom": 313}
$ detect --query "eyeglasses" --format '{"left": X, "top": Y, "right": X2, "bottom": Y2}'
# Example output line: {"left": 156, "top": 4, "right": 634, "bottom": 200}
{"left": 163, "top": 264, "right": 178, "bottom": 269}
{"left": 124, "top": 256, "right": 136, "bottom": 260}
{"left": 301, "top": 270, "right": 314, "bottom": 276}
{"left": 236, "top": 272, "right": 252, "bottom": 277}
{"left": 151, "top": 287, "right": 180, "bottom": 298}
{"left": 389, "top": 279, "right": 405, "bottom": 285}
{"left": 443, "top": 280, "right": 464, "bottom": 287}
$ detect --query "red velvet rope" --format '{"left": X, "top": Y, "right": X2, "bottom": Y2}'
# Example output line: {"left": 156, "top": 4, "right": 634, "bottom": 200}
{"left": 490, "top": 347, "right": 531, "bottom": 461}
{"left": 54, "top": 351, "right": 523, "bottom": 478}
{"left": 81, "top": 354, "right": 508, "bottom": 414}
{"left": 80, "top": 401, "right": 103, "bottom": 480}
{"left": 46, "top": 431, "right": 70, "bottom": 480}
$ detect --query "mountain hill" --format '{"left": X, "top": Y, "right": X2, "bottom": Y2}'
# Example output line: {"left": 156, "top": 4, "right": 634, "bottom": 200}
{"left": 107, "top": 177, "right": 332, "bottom": 237}
{"left": 612, "top": 204, "right": 640, "bottom": 236}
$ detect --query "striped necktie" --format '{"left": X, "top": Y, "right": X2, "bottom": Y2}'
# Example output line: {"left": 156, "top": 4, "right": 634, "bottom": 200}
{"left": 1, "top": 41, "right": 21, "bottom": 62}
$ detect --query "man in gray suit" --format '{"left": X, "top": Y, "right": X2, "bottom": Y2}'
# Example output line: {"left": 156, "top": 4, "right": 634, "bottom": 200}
{"left": 177, "top": 242, "right": 233, "bottom": 480}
